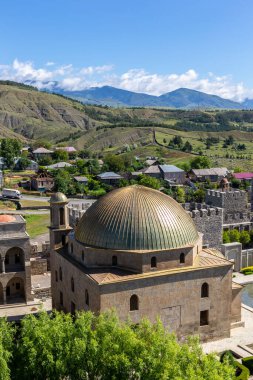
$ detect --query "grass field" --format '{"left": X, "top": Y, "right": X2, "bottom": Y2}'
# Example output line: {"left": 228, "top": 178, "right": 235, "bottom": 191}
{"left": 20, "top": 199, "right": 49, "bottom": 208}
{"left": 24, "top": 214, "right": 50, "bottom": 238}
{"left": 0, "top": 200, "right": 16, "bottom": 210}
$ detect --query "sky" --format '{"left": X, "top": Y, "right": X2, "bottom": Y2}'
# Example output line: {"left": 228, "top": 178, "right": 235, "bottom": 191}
{"left": 0, "top": 0, "right": 253, "bottom": 100}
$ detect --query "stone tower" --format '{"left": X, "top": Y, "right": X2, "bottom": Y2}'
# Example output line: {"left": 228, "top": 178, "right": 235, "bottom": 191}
{"left": 49, "top": 192, "right": 72, "bottom": 250}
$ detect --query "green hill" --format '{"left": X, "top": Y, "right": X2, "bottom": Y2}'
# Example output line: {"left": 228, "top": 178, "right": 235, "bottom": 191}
{"left": 2, "top": 82, "right": 253, "bottom": 170}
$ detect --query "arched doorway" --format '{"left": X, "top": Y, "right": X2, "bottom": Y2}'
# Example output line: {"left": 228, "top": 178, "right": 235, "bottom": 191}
{"left": 6, "top": 277, "right": 25, "bottom": 304}
{"left": 5, "top": 247, "right": 25, "bottom": 272}
{"left": 0, "top": 282, "right": 3, "bottom": 304}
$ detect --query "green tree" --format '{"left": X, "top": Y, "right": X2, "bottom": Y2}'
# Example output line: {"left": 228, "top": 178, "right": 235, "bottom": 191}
{"left": 17, "top": 157, "right": 31, "bottom": 170}
{"left": 239, "top": 230, "right": 250, "bottom": 247}
{"left": 0, "top": 318, "right": 15, "bottom": 380}
{"left": 190, "top": 156, "right": 211, "bottom": 169}
{"left": 175, "top": 187, "right": 186, "bottom": 203}
{"left": 53, "top": 150, "right": 69, "bottom": 162}
{"left": 0, "top": 138, "right": 22, "bottom": 169}
{"left": 228, "top": 229, "right": 240, "bottom": 243}
{"left": 223, "top": 231, "right": 230, "bottom": 244}
{"left": 182, "top": 141, "right": 193, "bottom": 152}
{"left": 193, "top": 189, "right": 205, "bottom": 202}
{"left": 54, "top": 170, "right": 71, "bottom": 194}
{"left": 10, "top": 310, "right": 234, "bottom": 380}
{"left": 138, "top": 175, "right": 161, "bottom": 189}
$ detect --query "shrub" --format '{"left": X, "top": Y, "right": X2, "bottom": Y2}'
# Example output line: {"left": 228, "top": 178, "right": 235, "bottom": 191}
{"left": 242, "top": 356, "right": 253, "bottom": 374}
{"left": 235, "top": 361, "right": 250, "bottom": 379}
{"left": 220, "top": 351, "right": 249, "bottom": 379}
{"left": 241, "top": 266, "right": 253, "bottom": 274}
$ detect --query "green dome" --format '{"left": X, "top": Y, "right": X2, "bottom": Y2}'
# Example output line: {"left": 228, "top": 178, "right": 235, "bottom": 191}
{"left": 75, "top": 186, "right": 198, "bottom": 251}
{"left": 50, "top": 192, "right": 68, "bottom": 204}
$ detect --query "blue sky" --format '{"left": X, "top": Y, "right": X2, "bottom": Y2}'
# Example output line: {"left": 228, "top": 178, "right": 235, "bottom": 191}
{"left": 0, "top": 0, "right": 253, "bottom": 100}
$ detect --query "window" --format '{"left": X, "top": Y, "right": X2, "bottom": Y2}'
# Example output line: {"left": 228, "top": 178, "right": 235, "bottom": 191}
{"left": 130, "top": 295, "right": 139, "bottom": 311}
{"left": 82, "top": 251, "right": 84, "bottom": 261}
{"left": 85, "top": 289, "right": 89, "bottom": 306}
{"left": 180, "top": 253, "right": 185, "bottom": 264}
{"left": 60, "top": 291, "right": 63, "bottom": 306}
{"left": 71, "top": 277, "right": 75, "bottom": 292}
{"left": 15, "top": 253, "right": 20, "bottom": 264}
{"left": 71, "top": 301, "right": 76, "bottom": 315}
{"left": 60, "top": 207, "right": 65, "bottom": 225}
{"left": 16, "top": 282, "right": 20, "bottom": 290}
{"left": 151, "top": 257, "right": 157, "bottom": 268}
{"left": 112, "top": 256, "right": 117, "bottom": 266}
{"left": 59, "top": 267, "right": 62, "bottom": 281}
{"left": 201, "top": 283, "right": 209, "bottom": 298}
{"left": 55, "top": 270, "right": 58, "bottom": 282}
{"left": 200, "top": 310, "right": 209, "bottom": 326}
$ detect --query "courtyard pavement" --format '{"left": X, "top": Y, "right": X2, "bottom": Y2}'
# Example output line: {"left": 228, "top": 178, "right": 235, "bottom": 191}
{"left": 0, "top": 298, "right": 52, "bottom": 320}
{"left": 202, "top": 306, "right": 253, "bottom": 356}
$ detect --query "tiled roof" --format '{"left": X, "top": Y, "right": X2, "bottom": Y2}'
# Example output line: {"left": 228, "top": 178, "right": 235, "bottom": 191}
{"left": 159, "top": 164, "right": 184, "bottom": 173}
{"left": 97, "top": 172, "right": 123, "bottom": 179}
{"left": 191, "top": 167, "right": 228, "bottom": 176}
{"left": 33, "top": 147, "right": 53, "bottom": 154}
{"left": 234, "top": 172, "right": 253, "bottom": 180}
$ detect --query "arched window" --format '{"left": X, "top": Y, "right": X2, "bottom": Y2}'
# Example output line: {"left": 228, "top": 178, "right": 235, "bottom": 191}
{"left": 60, "top": 207, "right": 65, "bottom": 225}
{"left": 71, "top": 277, "right": 75, "bottom": 292}
{"left": 55, "top": 270, "right": 58, "bottom": 282}
{"left": 85, "top": 289, "right": 89, "bottom": 306}
{"left": 180, "top": 253, "right": 185, "bottom": 264}
{"left": 112, "top": 256, "right": 117, "bottom": 266}
{"left": 201, "top": 283, "right": 209, "bottom": 298}
{"left": 59, "top": 267, "right": 62, "bottom": 281}
{"left": 151, "top": 257, "right": 157, "bottom": 268}
{"left": 130, "top": 294, "right": 139, "bottom": 311}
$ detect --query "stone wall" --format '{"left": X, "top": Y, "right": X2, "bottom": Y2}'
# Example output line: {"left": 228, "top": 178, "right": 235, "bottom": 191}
{"left": 33, "top": 287, "right": 51, "bottom": 300}
{"left": 68, "top": 203, "right": 91, "bottom": 228}
{"left": 183, "top": 203, "right": 223, "bottom": 250}
{"left": 206, "top": 189, "right": 251, "bottom": 225}
{"left": 30, "top": 258, "right": 48, "bottom": 275}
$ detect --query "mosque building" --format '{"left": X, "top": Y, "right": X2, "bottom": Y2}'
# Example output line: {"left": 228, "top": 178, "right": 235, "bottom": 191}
{"left": 49, "top": 185, "right": 242, "bottom": 341}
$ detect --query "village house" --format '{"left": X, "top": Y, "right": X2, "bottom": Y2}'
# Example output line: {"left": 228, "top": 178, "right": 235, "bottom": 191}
{"left": 189, "top": 167, "right": 229, "bottom": 182}
{"left": 133, "top": 164, "right": 185, "bottom": 184}
{"left": 31, "top": 170, "right": 54, "bottom": 192}
{"left": 33, "top": 147, "right": 54, "bottom": 160}
{"left": 97, "top": 172, "right": 123, "bottom": 186}
{"left": 74, "top": 176, "right": 89, "bottom": 185}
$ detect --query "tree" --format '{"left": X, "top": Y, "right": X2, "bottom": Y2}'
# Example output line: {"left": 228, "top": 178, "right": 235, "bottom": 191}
{"left": 9, "top": 310, "right": 234, "bottom": 380}
{"left": 190, "top": 156, "right": 211, "bottom": 169}
{"left": 182, "top": 141, "right": 193, "bottom": 152}
{"left": 223, "top": 231, "right": 230, "bottom": 244}
{"left": 54, "top": 170, "right": 71, "bottom": 194}
{"left": 239, "top": 230, "right": 250, "bottom": 247}
{"left": 0, "top": 138, "right": 22, "bottom": 169}
{"left": 17, "top": 157, "right": 31, "bottom": 170}
{"left": 175, "top": 187, "right": 185, "bottom": 203}
{"left": 228, "top": 229, "right": 240, "bottom": 243}
{"left": 193, "top": 189, "right": 205, "bottom": 202}
{"left": 0, "top": 318, "right": 15, "bottom": 380}
{"left": 53, "top": 150, "right": 69, "bottom": 162}
{"left": 138, "top": 175, "right": 161, "bottom": 189}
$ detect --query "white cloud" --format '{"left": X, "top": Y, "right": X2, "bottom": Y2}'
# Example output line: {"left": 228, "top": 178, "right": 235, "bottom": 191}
{"left": 45, "top": 61, "right": 55, "bottom": 66}
{"left": 0, "top": 59, "right": 252, "bottom": 101}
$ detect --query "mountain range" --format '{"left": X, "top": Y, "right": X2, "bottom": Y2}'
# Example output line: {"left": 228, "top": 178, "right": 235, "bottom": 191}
{"left": 51, "top": 86, "right": 253, "bottom": 109}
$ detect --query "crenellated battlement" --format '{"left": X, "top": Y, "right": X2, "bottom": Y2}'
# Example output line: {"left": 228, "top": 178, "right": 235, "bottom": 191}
{"left": 187, "top": 207, "right": 222, "bottom": 218}
{"left": 68, "top": 203, "right": 91, "bottom": 228}
{"left": 206, "top": 189, "right": 246, "bottom": 199}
